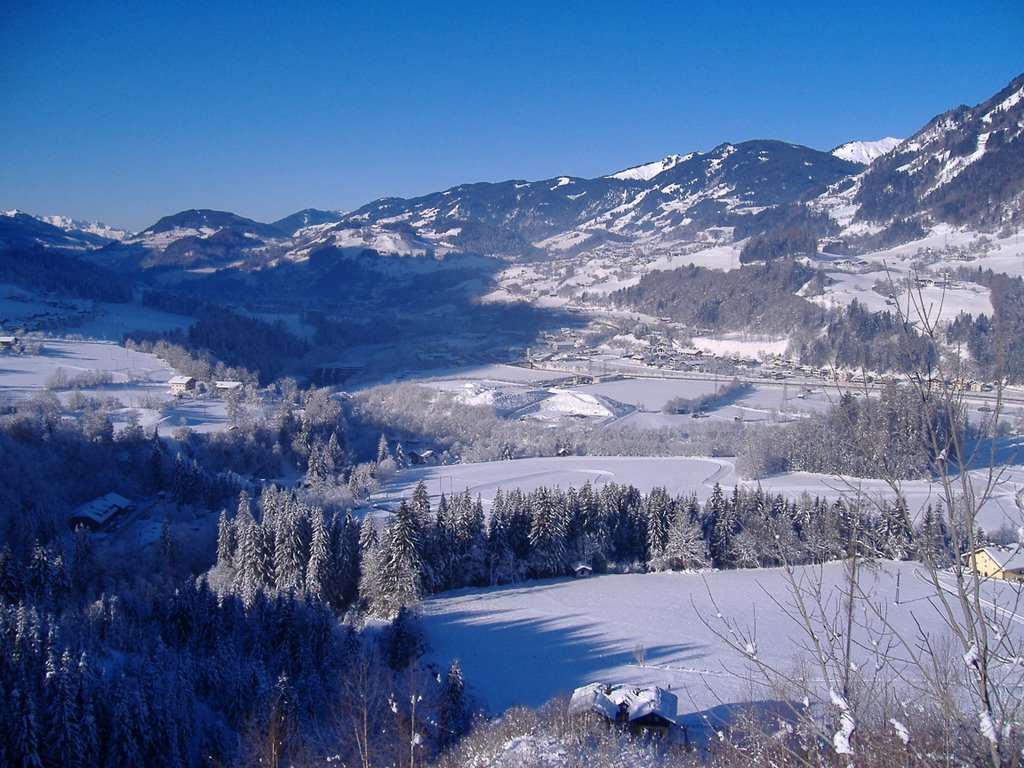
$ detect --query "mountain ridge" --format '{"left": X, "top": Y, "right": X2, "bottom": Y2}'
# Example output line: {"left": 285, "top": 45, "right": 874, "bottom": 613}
{"left": 4, "top": 72, "right": 1022, "bottom": 269}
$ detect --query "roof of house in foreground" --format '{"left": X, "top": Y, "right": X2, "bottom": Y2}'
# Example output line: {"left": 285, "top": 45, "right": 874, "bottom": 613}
{"left": 569, "top": 682, "right": 678, "bottom": 723}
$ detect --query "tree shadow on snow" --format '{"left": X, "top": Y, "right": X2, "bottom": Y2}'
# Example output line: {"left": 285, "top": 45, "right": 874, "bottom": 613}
{"left": 421, "top": 597, "right": 710, "bottom": 714}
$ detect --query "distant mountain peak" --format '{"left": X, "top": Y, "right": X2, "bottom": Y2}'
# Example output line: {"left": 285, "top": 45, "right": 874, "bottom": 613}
{"left": 39, "top": 214, "right": 132, "bottom": 241}
{"left": 831, "top": 138, "right": 903, "bottom": 165}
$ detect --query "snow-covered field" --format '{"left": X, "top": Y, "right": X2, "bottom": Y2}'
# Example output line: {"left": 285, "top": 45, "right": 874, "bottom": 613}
{"left": 0, "top": 338, "right": 231, "bottom": 433}
{"left": 0, "top": 339, "right": 173, "bottom": 396}
{"left": 422, "top": 561, "right": 999, "bottom": 716}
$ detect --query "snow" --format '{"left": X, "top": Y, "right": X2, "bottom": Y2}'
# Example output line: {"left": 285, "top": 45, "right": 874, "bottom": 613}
{"left": 980, "top": 711, "right": 998, "bottom": 745}
{"left": 607, "top": 154, "right": 691, "bottom": 182}
{"left": 0, "top": 337, "right": 236, "bottom": 434}
{"left": 378, "top": 456, "right": 735, "bottom": 513}
{"left": 831, "top": 138, "right": 902, "bottom": 165}
{"left": 578, "top": 378, "right": 720, "bottom": 411}
{"left": 420, "top": 560, "right": 989, "bottom": 716}
{"left": 982, "top": 85, "right": 1024, "bottom": 123}
{"left": 690, "top": 335, "right": 789, "bottom": 359}
{"left": 890, "top": 718, "right": 910, "bottom": 744}
{"left": 39, "top": 214, "right": 132, "bottom": 240}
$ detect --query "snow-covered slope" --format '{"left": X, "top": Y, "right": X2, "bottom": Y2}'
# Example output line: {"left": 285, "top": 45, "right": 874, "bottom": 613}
{"left": 606, "top": 153, "right": 692, "bottom": 181}
{"left": 831, "top": 137, "right": 902, "bottom": 165}
{"left": 299, "top": 140, "right": 860, "bottom": 260}
{"left": 847, "top": 74, "right": 1024, "bottom": 236}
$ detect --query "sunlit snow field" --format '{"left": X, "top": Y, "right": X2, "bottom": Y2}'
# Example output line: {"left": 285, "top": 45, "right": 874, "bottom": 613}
{"left": 420, "top": 561, "right": 1007, "bottom": 716}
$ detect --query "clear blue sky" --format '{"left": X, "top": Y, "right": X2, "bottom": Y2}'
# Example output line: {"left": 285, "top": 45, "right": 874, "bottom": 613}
{"left": 2, "top": 1, "right": 1022, "bottom": 232}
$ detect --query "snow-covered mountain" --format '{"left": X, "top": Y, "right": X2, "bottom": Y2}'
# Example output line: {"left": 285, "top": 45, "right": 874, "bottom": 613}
{"left": 0, "top": 210, "right": 117, "bottom": 250}
{"left": 38, "top": 214, "right": 132, "bottom": 241}
{"left": 830, "top": 138, "right": 902, "bottom": 165}
{"left": 116, "top": 209, "right": 290, "bottom": 269}
{"left": 293, "top": 140, "right": 860, "bottom": 260}
{"left": 4, "top": 72, "right": 1022, "bottom": 271}
{"left": 816, "top": 73, "right": 1024, "bottom": 243}
{"left": 271, "top": 208, "right": 345, "bottom": 237}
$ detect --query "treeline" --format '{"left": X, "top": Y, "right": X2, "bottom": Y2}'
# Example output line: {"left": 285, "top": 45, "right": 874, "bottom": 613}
{"left": 788, "top": 298, "right": 937, "bottom": 372}
{"left": 214, "top": 475, "right": 960, "bottom": 629}
{"left": 0, "top": 390, "right": 472, "bottom": 766}
{"left": 131, "top": 291, "right": 310, "bottom": 384}
{"left": 348, "top": 382, "right": 746, "bottom": 464}
{"left": 0, "top": 393, "right": 165, "bottom": 553}
{"left": 948, "top": 268, "right": 1024, "bottom": 383}
{"left": 0, "top": 246, "right": 133, "bottom": 303}
{"left": 124, "top": 337, "right": 258, "bottom": 386}
{"left": 611, "top": 260, "right": 826, "bottom": 335}
{"left": 742, "top": 383, "right": 963, "bottom": 480}
{"left": 739, "top": 228, "right": 818, "bottom": 264}
{"left": 662, "top": 378, "right": 749, "bottom": 414}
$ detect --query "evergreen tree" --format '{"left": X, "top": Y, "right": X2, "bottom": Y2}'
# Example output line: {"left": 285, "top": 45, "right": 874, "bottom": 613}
{"left": 437, "top": 659, "right": 470, "bottom": 749}
{"left": 104, "top": 677, "right": 144, "bottom": 767}
{"left": 216, "top": 509, "right": 235, "bottom": 570}
{"left": 11, "top": 675, "right": 43, "bottom": 768}
{"left": 376, "top": 433, "right": 391, "bottom": 465}
{"left": 370, "top": 502, "right": 422, "bottom": 617}
{"left": 457, "top": 495, "right": 488, "bottom": 587}
{"left": 651, "top": 508, "right": 709, "bottom": 571}
{"left": 383, "top": 606, "right": 426, "bottom": 671}
{"left": 76, "top": 654, "right": 99, "bottom": 767}
{"left": 528, "top": 489, "right": 568, "bottom": 578}
{"left": 336, "top": 510, "right": 362, "bottom": 609}
{"left": 70, "top": 526, "right": 95, "bottom": 600}
{"left": 45, "top": 648, "right": 81, "bottom": 768}
{"left": 171, "top": 454, "right": 188, "bottom": 511}
{"left": 160, "top": 517, "right": 174, "bottom": 562}
{"left": 306, "top": 510, "right": 330, "bottom": 604}
{"left": 485, "top": 502, "right": 519, "bottom": 586}
{"left": 644, "top": 486, "right": 674, "bottom": 564}
{"left": 274, "top": 496, "right": 310, "bottom": 593}
{"left": 433, "top": 494, "right": 457, "bottom": 591}
{"left": 877, "top": 496, "right": 915, "bottom": 561}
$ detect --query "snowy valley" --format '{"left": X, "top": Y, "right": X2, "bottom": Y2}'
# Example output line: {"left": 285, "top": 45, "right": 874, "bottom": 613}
{"left": 1, "top": 70, "right": 1024, "bottom": 767}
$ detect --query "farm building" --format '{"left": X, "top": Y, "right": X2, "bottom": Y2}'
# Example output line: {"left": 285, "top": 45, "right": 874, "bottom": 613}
{"left": 965, "top": 547, "right": 1024, "bottom": 582}
{"left": 169, "top": 375, "right": 196, "bottom": 394}
{"left": 69, "top": 492, "right": 132, "bottom": 531}
{"left": 569, "top": 682, "right": 683, "bottom": 742}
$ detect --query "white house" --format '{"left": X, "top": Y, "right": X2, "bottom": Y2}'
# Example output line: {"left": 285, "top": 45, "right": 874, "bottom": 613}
{"left": 169, "top": 375, "right": 196, "bottom": 395}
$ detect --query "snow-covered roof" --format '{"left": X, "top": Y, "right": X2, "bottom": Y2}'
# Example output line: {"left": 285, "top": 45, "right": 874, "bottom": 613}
{"left": 214, "top": 380, "right": 242, "bottom": 389}
{"left": 169, "top": 375, "right": 195, "bottom": 385}
{"left": 974, "top": 546, "right": 1024, "bottom": 573}
{"left": 70, "top": 492, "right": 131, "bottom": 528}
{"left": 569, "top": 682, "right": 678, "bottom": 724}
